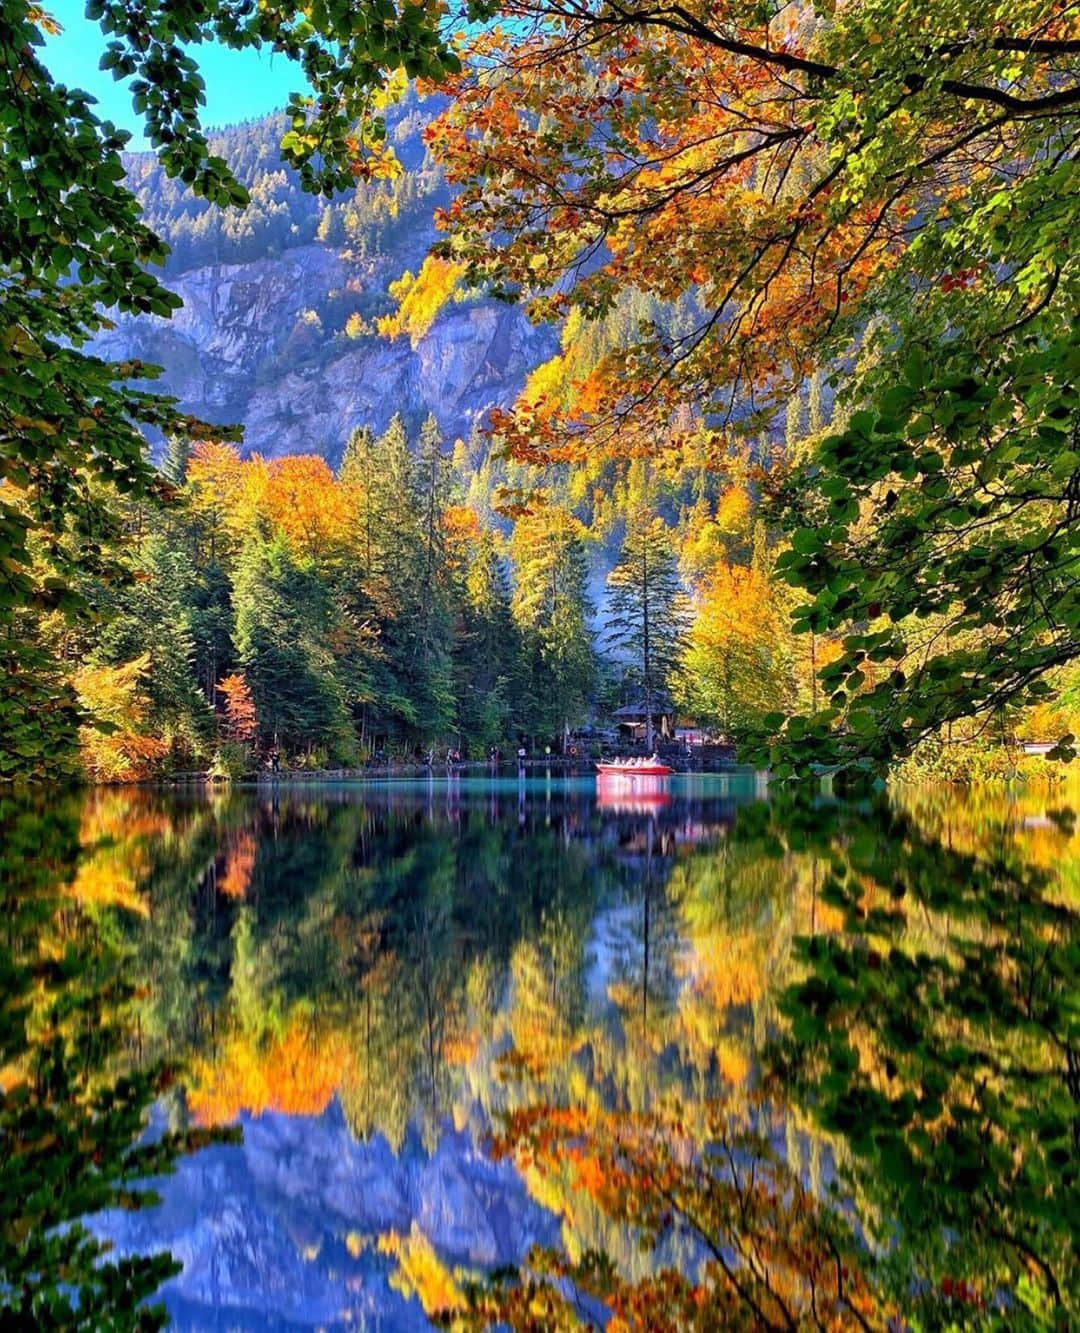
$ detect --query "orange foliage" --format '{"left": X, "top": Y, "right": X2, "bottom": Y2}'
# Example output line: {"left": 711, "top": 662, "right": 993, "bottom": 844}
{"left": 217, "top": 672, "right": 257, "bottom": 743}
{"left": 478, "top": 1100, "right": 884, "bottom": 1329}
{"left": 188, "top": 1016, "right": 350, "bottom": 1125}
{"left": 189, "top": 444, "right": 358, "bottom": 562}
{"left": 218, "top": 831, "right": 256, "bottom": 900}
{"left": 261, "top": 455, "right": 355, "bottom": 560}
{"left": 427, "top": 16, "right": 911, "bottom": 463}
{"left": 73, "top": 654, "right": 170, "bottom": 782}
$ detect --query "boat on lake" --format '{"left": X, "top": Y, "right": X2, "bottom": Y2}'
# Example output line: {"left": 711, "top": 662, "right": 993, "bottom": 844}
{"left": 596, "top": 757, "right": 673, "bottom": 777}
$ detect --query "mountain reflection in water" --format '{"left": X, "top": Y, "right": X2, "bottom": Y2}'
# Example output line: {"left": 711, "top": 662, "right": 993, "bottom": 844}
{"left": 3, "top": 777, "right": 1076, "bottom": 1330}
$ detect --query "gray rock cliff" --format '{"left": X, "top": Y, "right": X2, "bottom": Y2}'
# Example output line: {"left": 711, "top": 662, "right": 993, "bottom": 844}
{"left": 93, "top": 244, "right": 556, "bottom": 464}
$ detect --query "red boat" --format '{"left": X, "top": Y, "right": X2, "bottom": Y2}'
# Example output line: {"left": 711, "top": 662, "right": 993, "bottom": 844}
{"left": 596, "top": 760, "right": 673, "bottom": 778}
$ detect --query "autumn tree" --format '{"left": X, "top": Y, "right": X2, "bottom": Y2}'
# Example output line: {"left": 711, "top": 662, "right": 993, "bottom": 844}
{"left": 675, "top": 563, "right": 792, "bottom": 742}
{"left": 217, "top": 673, "right": 258, "bottom": 744}
{"left": 377, "top": 254, "right": 465, "bottom": 347}
{"left": 73, "top": 655, "right": 170, "bottom": 782}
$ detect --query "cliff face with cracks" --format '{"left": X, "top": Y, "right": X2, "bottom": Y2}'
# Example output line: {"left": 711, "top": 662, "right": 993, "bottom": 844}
{"left": 93, "top": 244, "right": 556, "bottom": 464}
{"left": 94, "top": 104, "right": 557, "bottom": 464}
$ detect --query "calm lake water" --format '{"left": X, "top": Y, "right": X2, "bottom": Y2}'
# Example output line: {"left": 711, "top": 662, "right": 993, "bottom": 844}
{"left": 3, "top": 776, "right": 1077, "bottom": 1329}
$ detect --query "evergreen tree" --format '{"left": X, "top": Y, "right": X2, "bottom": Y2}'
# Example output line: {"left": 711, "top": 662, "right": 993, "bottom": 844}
{"left": 232, "top": 533, "right": 355, "bottom": 762}
{"left": 92, "top": 534, "right": 214, "bottom": 761}
{"left": 604, "top": 468, "right": 690, "bottom": 748}
{"left": 409, "top": 413, "right": 455, "bottom": 738}
{"left": 452, "top": 526, "right": 519, "bottom": 750}
{"left": 339, "top": 423, "right": 381, "bottom": 582}
{"left": 161, "top": 435, "right": 192, "bottom": 486}
{"left": 510, "top": 505, "right": 596, "bottom": 745}
{"left": 374, "top": 413, "right": 421, "bottom": 592}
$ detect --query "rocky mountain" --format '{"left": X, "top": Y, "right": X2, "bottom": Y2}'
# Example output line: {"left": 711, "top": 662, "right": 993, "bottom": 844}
{"left": 98, "top": 99, "right": 556, "bottom": 464}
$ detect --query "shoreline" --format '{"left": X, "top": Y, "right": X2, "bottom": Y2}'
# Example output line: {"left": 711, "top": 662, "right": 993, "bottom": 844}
{"left": 151, "top": 758, "right": 749, "bottom": 786}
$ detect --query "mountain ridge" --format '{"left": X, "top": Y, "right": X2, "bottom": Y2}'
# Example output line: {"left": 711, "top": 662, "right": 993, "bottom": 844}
{"left": 98, "top": 100, "right": 556, "bottom": 462}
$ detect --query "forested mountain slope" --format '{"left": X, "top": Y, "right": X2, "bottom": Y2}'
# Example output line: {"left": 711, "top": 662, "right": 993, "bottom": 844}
{"left": 95, "top": 93, "right": 556, "bottom": 462}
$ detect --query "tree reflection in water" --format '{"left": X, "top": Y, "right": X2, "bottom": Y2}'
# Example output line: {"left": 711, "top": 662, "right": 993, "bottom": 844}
{"left": 2, "top": 779, "right": 1075, "bottom": 1329}
{"left": 0, "top": 793, "right": 236, "bottom": 1329}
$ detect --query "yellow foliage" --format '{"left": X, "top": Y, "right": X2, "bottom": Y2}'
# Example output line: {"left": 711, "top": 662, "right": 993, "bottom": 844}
{"left": 73, "top": 654, "right": 169, "bottom": 782}
{"left": 679, "top": 516, "right": 727, "bottom": 581}
{"left": 715, "top": 1038, "right": 751, "bottom": 1087}
{"left": 521, "top": 352, "right": 569, "bottom": 409}
{"left": 188, "top": 442, "right": 269, "bottom": 540}
{"left": 187, "top": 1015, "right": 350, "bottom": 1125}
{"left": 377, "top": 255, "right": 464, "bottom": 348}
{"left": 189, "top": 444, "right": 358, "bottom": 563}
{"left": 715, "top": 485, "right": 752, "bottom": 533}
{"left": 67, "top": 858, "right": 149, "bottom": 918}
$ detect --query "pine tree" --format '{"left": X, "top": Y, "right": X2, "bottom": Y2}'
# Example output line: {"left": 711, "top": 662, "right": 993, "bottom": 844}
{"left": 510, "top": 505, "right": 595, "bottom": 745}
{"left": 161, "top": 434, "right": 192, "bottom": 486}
{"left": 453, "top": 524, "right": 519, "bottom": 749}
{"left": 375, "top": 413, "right": 421, "bottom": 590}
{"left": 232, "top": 532, "right": 354, "bottom": 762}
{"left": 604, "top": 468, "right": 690, "bottom": 748}
{"left": 409, "top": 413, "right": 455, "bottom": 738}
{"left": 415, "top": 414, "right": 451, "bottom": 609}
{"left": 339, "top": 424, "right": 381, "bottom": 582}
{"left": 93, "top": 533, "right": 215, "bottom": 760}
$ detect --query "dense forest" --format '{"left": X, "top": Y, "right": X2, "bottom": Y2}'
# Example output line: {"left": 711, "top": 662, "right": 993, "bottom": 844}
{"left": 54, "top": 371, "right": 1079, "bottom": 780}
{"left": 127, "top": 91, "right": 447, "bottom": 277}
{"left": 60, "top": 398, "right": 835, "bottom": 777}
{"left": 18, "top": 90, "right": 1080, "bottom": 779}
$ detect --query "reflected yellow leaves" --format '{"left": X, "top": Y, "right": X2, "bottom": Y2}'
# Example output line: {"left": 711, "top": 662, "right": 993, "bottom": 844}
{"left": 378, "top": 1224, "right": 465, "bottom": 1318}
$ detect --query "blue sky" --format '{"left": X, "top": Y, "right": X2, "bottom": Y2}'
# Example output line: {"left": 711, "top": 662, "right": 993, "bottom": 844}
{"left": 44, "top": 1, "right": 302, "bottom": 147}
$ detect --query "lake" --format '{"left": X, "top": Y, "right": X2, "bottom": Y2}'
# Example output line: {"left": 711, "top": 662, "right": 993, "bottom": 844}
{"left": 1, "top": 776, "right": 1076, "bottom": 1329}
